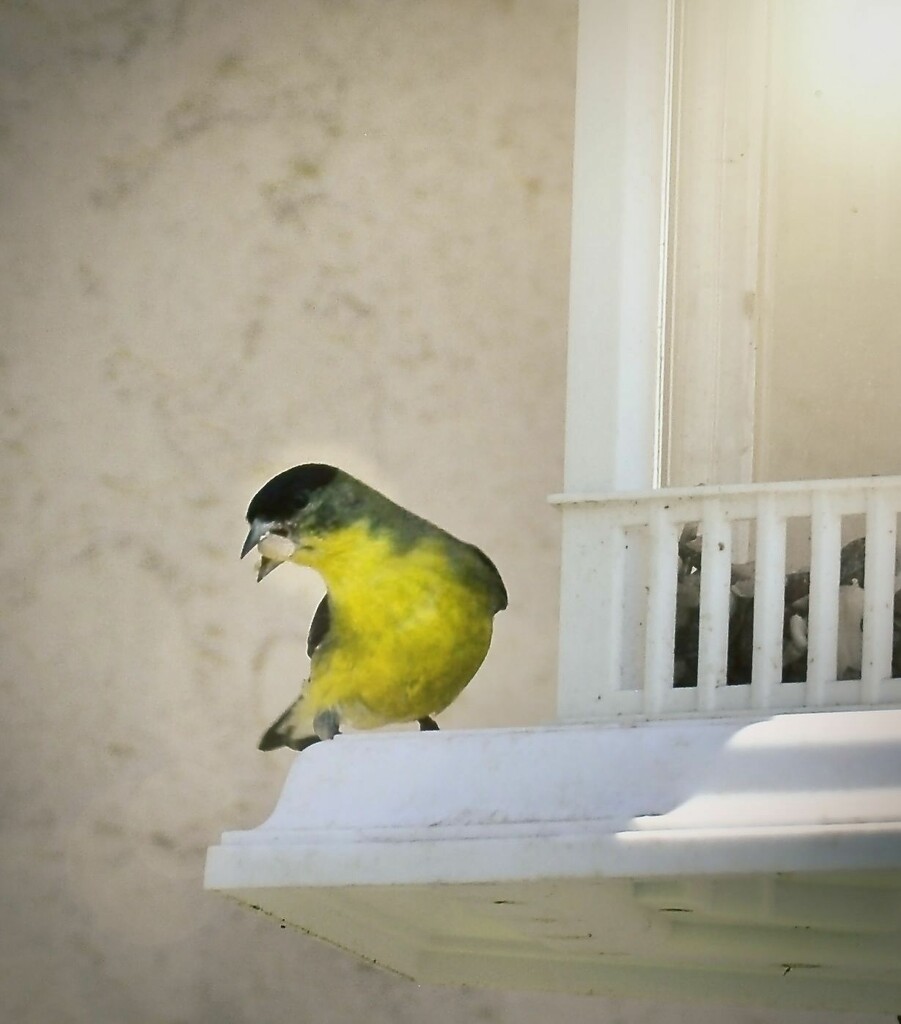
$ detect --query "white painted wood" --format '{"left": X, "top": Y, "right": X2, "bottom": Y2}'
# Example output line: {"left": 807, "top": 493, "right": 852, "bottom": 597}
{"left": 555, "top": 475, "right": 901, "bottom": 721}
{"left": 861, "top": 492, "right": 896, "bottom": 700}
{"left": 807, "top": 491, "right": 841, "bottom": 704}
{"left": 562, "top": 0, "right": 672, "bottom": 493}
{"left": 557, "top": 508, "right": 626, "bottom": 721}
{"left": 696, "top": 502, "right": 732, "bottom": 710}
{"left": 750, "top": 495, "right": 786, "bottom": 708}
{"left": 662, "top": 0, "right": 769, "bottom": 487}
{"left": 558, "top": 0, "right": 674, "bottom": 720}
{"left": 553, "top": 473, "right": 901, "bottom": 515}
{"left": 643, "top": 509, "right": 680, "bottom": 714}
{"left": 205, "top": 711, "right": 901, "bottom": 1010}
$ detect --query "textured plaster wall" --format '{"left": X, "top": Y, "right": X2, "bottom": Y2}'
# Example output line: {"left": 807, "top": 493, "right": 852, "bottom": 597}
{"left": 1, "top": 1, "right": 574, "bottom": 1019}
{"left": 0, "top": 3, "right": 888, "bottom": 1024}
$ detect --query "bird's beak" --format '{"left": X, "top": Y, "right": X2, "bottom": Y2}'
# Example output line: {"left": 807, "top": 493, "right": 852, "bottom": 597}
{"left": 242, "top": 518, "right": 298, "bottom": 582}
{"left": 257, "top": 557, "right": 279, "bottom": 582}
{"left": 241, "top": 519, "right": 272, "bottom": 560}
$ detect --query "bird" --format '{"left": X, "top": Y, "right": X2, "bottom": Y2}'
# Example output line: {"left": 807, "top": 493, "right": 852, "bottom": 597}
{"left": 241, "top": 463, "right": 508, "bottom": 752}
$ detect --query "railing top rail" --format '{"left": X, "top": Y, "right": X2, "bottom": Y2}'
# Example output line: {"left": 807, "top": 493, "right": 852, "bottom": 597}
{"left": 550, "top": 474, "right": 901, "bottom": 508}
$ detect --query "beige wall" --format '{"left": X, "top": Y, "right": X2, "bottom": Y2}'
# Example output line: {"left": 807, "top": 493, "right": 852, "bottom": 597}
{"left": 0, "top": 2, "right": 886, "bottom": 1023}
{"left": 1, "top": 1, "right": 573, "bottom": 1019}
{"left": 665, "top": 0, "right": 901, "bottom": 490}
{"left": 756, "top": 0, "right": 901, "bottom": 482}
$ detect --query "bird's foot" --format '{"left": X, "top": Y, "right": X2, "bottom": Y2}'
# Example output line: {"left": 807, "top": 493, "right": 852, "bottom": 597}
{"left": 417, "top": 716, "right": 440, "bottom": 731}
{"left": 313, "top": 709, "right": 341, "bottom": 741}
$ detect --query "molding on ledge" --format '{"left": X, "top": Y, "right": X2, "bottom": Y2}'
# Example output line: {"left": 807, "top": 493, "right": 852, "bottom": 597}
{"left": 205, "top": 710, "right": 901, "bottom": 1009}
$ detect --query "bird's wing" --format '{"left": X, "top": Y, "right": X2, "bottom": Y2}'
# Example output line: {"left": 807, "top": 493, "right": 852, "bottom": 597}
{"left": 471, "top": 545, "right": 508, "bottom": 611}
{"left": 307, "top": 595, "right": 331, "bottom": 658}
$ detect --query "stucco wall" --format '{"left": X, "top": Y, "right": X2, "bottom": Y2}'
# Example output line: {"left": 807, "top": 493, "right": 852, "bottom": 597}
{"left": 0, "top": 2, "right": 887, "bottom": 1023}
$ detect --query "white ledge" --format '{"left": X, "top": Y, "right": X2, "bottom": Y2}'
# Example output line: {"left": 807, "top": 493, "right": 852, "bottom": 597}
{"left": 205, "top": 710, "right": 901, "bottom": 1010}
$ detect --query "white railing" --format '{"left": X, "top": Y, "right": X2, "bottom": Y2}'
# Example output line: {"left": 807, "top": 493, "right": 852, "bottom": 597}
{"left": 552, "top": 476, "right": 901, "bottom": 721}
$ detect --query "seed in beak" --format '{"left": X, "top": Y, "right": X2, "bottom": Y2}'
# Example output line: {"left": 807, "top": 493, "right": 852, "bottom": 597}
{"left": 258, "top": 533, "right": 297, "bottom": 562}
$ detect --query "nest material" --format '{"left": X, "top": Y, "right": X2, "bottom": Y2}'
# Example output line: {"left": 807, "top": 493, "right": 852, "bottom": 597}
{"left": 672, "top": 531, "right": 900, "bottom": 687}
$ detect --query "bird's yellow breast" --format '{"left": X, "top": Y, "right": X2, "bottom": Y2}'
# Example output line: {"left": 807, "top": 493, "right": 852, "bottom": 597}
{"left": 293, "top": 521, "right": 496, "bottom": 728}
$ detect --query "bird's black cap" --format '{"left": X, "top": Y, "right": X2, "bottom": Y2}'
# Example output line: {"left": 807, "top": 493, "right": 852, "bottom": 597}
{"left": 246, "top": 463, "right": 339, "bottom": 522}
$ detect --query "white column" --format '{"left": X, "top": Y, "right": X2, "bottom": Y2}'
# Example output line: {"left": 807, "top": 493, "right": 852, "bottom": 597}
{"left": 558, "top": 0, "right": 674, "bottom": 720}
{"left": 562, "top": 0, "right": 674, "bottom": 495}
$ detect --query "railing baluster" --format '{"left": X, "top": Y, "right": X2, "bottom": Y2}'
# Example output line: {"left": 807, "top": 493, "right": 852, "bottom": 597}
{"left": 807, "top": 493, "right": 841, "bottom": 705}
{"left": 643, "top": 509, "right": 680, "bottom": 715}
{"left": 751, "top": 495, "right": 786, "bottom": 709}
{"left": 557, "top": 507, "right": 627, "bottom": 721}
{"left": 861, "top": 492, "right": 896, "bottom": 703}
{"left": 697, "top": 502, "right": 732, "bottom": 712}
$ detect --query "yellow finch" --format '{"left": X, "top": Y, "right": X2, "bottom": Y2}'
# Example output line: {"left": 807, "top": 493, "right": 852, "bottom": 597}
{"left": 241, "top": 464, "right": 507, "bottom": 751}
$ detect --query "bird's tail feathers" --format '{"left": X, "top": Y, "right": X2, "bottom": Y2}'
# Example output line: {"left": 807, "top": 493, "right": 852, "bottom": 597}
{"left": 258, "top": 696, "right": 320, "bottom": 752}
